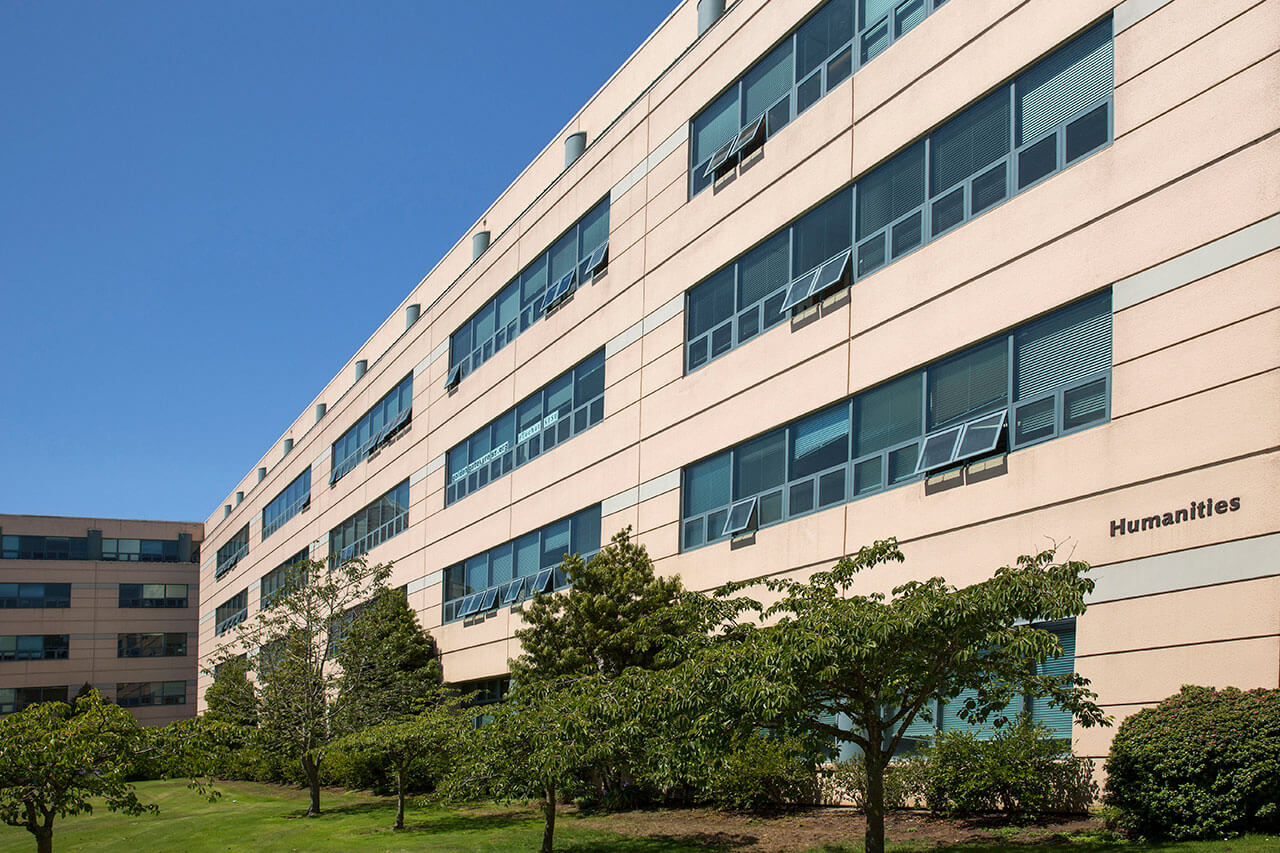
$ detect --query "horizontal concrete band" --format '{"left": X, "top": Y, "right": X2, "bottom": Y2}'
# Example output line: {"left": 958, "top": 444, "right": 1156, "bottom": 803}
{"left": 1114, "top": 0, "right": 1176, "bottom": 33}
{"left": 611, "top": 124, "right": 690, "bottom": 202}
{"left": 1113, "top": 213, "right": 1280, "bottom": 310}
{"left": 1088, "top": 531, "right": 1280, "bottom": 604}
{"left": 414, "top": 339, "right": 449, "bottom": 378}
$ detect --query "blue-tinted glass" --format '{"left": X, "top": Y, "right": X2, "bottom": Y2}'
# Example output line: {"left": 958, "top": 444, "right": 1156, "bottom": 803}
{"left": 540, "top": 520, "right": 571, "bottom": 569}
{"left": 685, "top": 453, "right": 731, "bottom": 517}
{"left": 857, "top": 141, "right": 925, "bottom": 239}
{"left": 693, "top": 87, "right": 740, "bottom": 166}
{"left": 734, "top": 429, "right": 787, "bottom": 499}
{"left": 738, "top": 231, "right": 790, "bottom": 307}
{"left": 688, "top": 268, "right": 735, "bottom": 339}
{"left": 572, "top": 505, "right": 602, "bottom": 557}
{"left": 793, "top": 189, "right": 853, "bottom": 275}
{"left": 797, "top": 0, "right": 855, "bottom": 80}
{"left": 743, "top": 40, "right": 793, "bottom": 122}
{"left": 790, "top": 403, "right": 851, "bottom": 480}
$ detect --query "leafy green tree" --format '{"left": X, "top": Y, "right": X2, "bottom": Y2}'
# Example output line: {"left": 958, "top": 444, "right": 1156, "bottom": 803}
{"left": 332, "top": 688, "right": 468, "bottom": 830}
{"left": 511, "top": 527, "right": 696, "bottom": 682}
{"left": 333, "top": 588, "right": 442, "bottom": 734}
{"left": 0, "top": 691, "right": 214, "bottom": 853}
{"left": 208, "top": 555, "right": 390, "bottom": 816}
{"left": 677, "top": 539, "right": 1109, "bottom": 853}
{"left": 203, "top": 655, "right": 256, "bottom": 727}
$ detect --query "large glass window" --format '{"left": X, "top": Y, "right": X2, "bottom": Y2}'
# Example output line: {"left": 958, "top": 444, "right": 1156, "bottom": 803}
{"left": 690, "top": 0, "right": 952, "bottom": 197}
{"left": 1, "top": 535, "right": 88, "bottom": 560}
{"left": 328, "top": 480, "right": 410, "bottom": 563}
{"left": 101, "top": 538, "right": 181, "bottom": 562}
{"left": 0, "top": 686, "right": 69, "bottom": 715}
{"left": 0, "top": 635, "right": 69, "bottom": 661}
{"left": 686, "top": 18, "right": 1114, "bottom": 371}
{"left": 442, "top": 505, "right": 601, "bottom": 623}
{"left": 330, "top": 374, "right": 413, "bottom": 486}
{"left": 116, "top": 681, "right": 187, "bottom": 708}
{"left": 681, "top": 291, "right": 1111, "bottom": 549}
{"left": 446, "top": 350, "right": 606, "bottom": 505}
{"left": 117, "top": 633, "right": 187, "bottom": 658}
{"left": 261, "top": 549, "right": 309, "bottom": 610}
{"left": 118, "top": 583, "right": 188, "bottom": 608}
{"left": 262, "top": 468, "right": 311, "bottom": 540}
{"left": 0, "top": 583, "right": 71, "bottom": 608}
{"left": 214, "top": 590, "right": 248, "bottom": 636}
{"left": 215, "top": 524, "right": 250, "bottom": 579}
{"left": 448, "top": 197, "right": 610, "bottom": 387}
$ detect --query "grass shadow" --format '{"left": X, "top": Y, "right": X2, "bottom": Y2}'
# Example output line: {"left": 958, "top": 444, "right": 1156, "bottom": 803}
{"left": 560, "top": 832, "right": 759, "bottom": 852}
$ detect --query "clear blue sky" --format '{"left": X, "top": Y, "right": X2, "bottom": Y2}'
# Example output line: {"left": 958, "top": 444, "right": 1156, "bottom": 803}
{"left": 0, "top": 0, "right": 678, "bottom": 522}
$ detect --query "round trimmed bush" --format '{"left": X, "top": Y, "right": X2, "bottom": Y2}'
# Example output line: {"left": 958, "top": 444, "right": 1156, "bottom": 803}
{"left": 1104, "top": 685, "right": 1280, "bottom": 839}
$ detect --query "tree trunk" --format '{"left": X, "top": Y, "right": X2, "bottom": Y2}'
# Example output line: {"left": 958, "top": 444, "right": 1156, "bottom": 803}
{"left": 863, "top": 741, "right": 886, "bottom": 853}
{"left": 34, "top": 827, "right": 53, "bottom": 853}
{"left": 394, "top": 766, "right": 406, "bottom": 830}
{"left": 540, "top": 784, "right": 557, "bottom": 853}
{"left": 301, "top": 754, "right": 322, "bottom": 817}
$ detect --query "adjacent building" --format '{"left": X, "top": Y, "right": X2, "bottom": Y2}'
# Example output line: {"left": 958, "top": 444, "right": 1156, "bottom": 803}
{"left": 198, "top": 0, "right": 1280, "bottom": 771}
{"left": 0, "top": 514, "right": 202, "bottom": 724}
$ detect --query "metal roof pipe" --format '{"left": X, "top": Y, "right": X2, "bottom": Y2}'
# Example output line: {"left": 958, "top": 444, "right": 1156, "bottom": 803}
{"left": 354, "top": 359, "right": 367, "bottom": 381}
{"left": 223, "top": 505, "right": 231, "bottom": 519}
{"left": 235, "top": 491, "right": 244, "bottom": 506}
{"left": 472, "top": 231, "right": 491, "bottom": 261}
{"left": 405, "top": 303, "right": 420, "bottom": 328}
{"left": 315, "top": 403, "right": 327, "bottom": 423}
{"left": 283, "top": 438, "right": 294, "bottom": 455}
{"left": 697, "top": 0, "right": 725, "bottom": 35}
{"left": 257, "top": 467, "right": 267, "bottom": 483}
{"left": 564, "top": 131, "right": 587, "bottom": 168}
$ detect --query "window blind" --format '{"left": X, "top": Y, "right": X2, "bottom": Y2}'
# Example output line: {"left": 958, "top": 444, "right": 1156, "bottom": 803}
{"left": 928, "top": 338, "right": 1008, "bottom": 429}
{"left": 1016, "top": 19, "right": 1114, "bottom": 144}
{"left": 1014, "top": 291, "right": 1111, "bottom": 398}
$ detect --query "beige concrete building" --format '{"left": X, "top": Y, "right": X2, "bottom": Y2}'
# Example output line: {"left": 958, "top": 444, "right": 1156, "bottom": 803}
{"left": 199, "top": 0, "right": 1280, "bottom": 767}
{"left": 0, "top": 515, "right": 202, "bottom": 725}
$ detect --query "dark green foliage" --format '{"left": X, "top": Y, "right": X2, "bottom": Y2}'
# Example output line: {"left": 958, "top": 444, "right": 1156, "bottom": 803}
{"left": 700, "top": 733, "right": 822, "bottom": 813}
{"left": 204, "top": 656, "right": 257, "bottom": 727}
{"left": 920, "top": 717, "right": 1095, "bottom": 816}
{"left": 826, "top": 756, "right": 928, "bottom": 811}
{"left": 511, "top": 527, "right": 696, "bottom": 682}
{"left": 333, "top": 588, "right": 443, "bottom": 735}
{"left": 1105, "top": 685, "right": 1280, "bottom": 839}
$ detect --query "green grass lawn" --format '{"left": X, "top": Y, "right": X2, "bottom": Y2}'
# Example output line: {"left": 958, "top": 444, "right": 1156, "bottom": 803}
{"left": 0, "top": 780, "right": 1276, "bottom": 853}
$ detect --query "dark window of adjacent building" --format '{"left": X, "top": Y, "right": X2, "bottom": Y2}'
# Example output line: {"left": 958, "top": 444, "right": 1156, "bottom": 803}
{"left": 101, "top": 538, "right": 182, "bottom": 562}
{"left": 681, "top": 291, "right": 1111, "bottom": 549}
{"left": 686, "top": 17, "right": 1114, "bottom": 371}
{"left": 448, "top": 197, "right": 610, "bottom": 387}
{"left": 262, "top": 467, "right": 311, "bottom": 540}
{"left": 1, "top": 535, "right": 88, "bottom": 560}
{"left": 118, "top": 583, "right": 189, "bottom": 608}
{"left": 116, "top": 681, "right": 187, "bottom": 707}
{"left": 214, "top": 590, "right": 248, "bottom": 636}
{"left": 446, "top": 349, "right": 606, "bottom": 505}
{"left": 0, "top": 583, "right": 71, "bottom": 608}
{"left": 443, "top": 505, "right": 601, "bottom": 623}
{"left": 330, "top": 374, "right": 414, "bottom": 486}
{"left": 0, "top": 635, "right": 69, "bottom": 661}
{"left": 215, "top": 525, "right": 250, "bottom": 579}
{"left": 328, "top": 480, "right": 410, "bottom": 564}
{"left": 261, "top": 548, "right": 309, "bottom": 610}
{"left": 117, "top": 632, "right": 187, "bottom": 658}
{"left": 690, "top": 0, "right": 959, "bottom": 197}
{"left": 0, "top": 685, "right": 69, "bottom": 715}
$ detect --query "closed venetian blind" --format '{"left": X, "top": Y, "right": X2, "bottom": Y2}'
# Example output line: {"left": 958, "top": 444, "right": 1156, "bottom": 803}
{"left": 1014, "top": 291, "right": 1111, "bottom": 399}
{"left": 1016, "top": 19, "right": 1114, "bottom": 145}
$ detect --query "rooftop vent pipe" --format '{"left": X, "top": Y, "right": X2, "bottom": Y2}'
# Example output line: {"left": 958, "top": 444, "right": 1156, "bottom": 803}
{"left": 354, "top": 360, "right": 367, "bottom": 381}
{"left": 565, "top": 131, "right": 587, "bottom": 168}
{"left": 257, "top": 467, "right": 267, "bottom": 483}
{"left": 405, "top": 303, "right": 420, "bottom": 328}
{"left": 223, "top": 505, "right": 231, "bottom": 519}
{"left": 235, "top": 491, "right": 244, "bottom": 506}
{"left": 472, "top": 231, "right": 491, "bottom": 261}
{"left": 315, "top": 403, "right": 327, "bottom": 423}
{"left": 697, "top": 0, "right": 725, "bottom": 35}
{"left": 283, "top": 438, "right": 294, "bottom": 455}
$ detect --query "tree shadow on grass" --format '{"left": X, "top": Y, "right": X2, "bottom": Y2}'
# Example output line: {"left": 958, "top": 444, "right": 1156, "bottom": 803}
{"left": 560, "top": 831, "right": 760, "bottom": 852}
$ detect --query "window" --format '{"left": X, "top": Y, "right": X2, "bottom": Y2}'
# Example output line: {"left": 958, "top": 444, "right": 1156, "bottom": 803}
{"left": 455, "top": 676, "right": 511, "bottom": 727}
{"left": 116, "top": 681, "right": 187, "bottom": 708}
{"left": 101, "top": 538, "right": 181, "bottom": 562}
{"left": 686, "top": 18, "right": 1114, "bottom": 371}
{"left": 261, "top": 549, "right": 308, "bottom": 609}
{"left": 0, "top": 635, "right": 69, "bottom": 662}
{"left": 330, "top": 374, "right": 413, "bottom": 486}
{"left": 117, "top": 633, "right": 187, "bottom": 658}
{"left": 442, "top": 505, "right": 601, "bottom": 623}
{"left": 1, "top": 535, "right": 88, "bottom": 560}
{"left": 118, "top": 583, "right": 189, "bottom": 608}
{"left": 214, "top": 590, "right": 248, "bottom": 636}
{"left": 682, "top": 291, "right": 1111, "bottom": 549}
{"left": 215, "top": 525, "right": 249, "bottom": 579}
{"left": 690, "top": 0, "right": 952, "bottom": 197}
{"left": 446, "top": 349, "right": 606, "bottom": 505}
{"left": 448, "top": 197, "right": 609, "bottom": 387}
{"left": 0, "top": 685, "right": 69, "bottom": 715}
{"left": 328, "top": 480, "right": 410, "bottom": 564}
{"left": 262, "top": 468, "right": 311, "bottom": 539}
{"left": 0, "top": 583, "right": 71, "bottom": 608}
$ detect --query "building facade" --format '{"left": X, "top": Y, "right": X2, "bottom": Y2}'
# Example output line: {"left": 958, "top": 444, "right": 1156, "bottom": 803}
{"left": 0, "top": 515, "right": 202, "bottom": 724}
{"left": 198, "top": 0, "right": 1280, "bottom": 769}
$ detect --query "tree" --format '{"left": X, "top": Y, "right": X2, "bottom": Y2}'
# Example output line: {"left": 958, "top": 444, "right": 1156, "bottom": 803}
{"left": 0, "top": 692, "right": 158, "bottom": 853}
{"left": 512, "top": 527, "right": 697, "bottom": 682}
{"left": 207, "top": 555, "right": 390, "bottom": 816}
{"left": 678, "top": 539, "right": 1109, "bottom": 853}
{"left": 333, "top": 587, "right": 442, "bottom": 735}
{"left": 203, "top": 655, "right": 256, "bottom": 727}
{"left": 331, "top": 688, "right": 468, "bottom": 830}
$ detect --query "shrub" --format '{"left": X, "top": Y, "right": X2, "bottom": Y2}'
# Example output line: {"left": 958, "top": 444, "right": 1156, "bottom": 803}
{"left": 701, "top": 734, "right": 822, "bottom": 813}
{"left": 826, "top": 755, "right": 928, "bottom": 810}
{"left": 1104, "top": 685, "right": 1280, "bottom": 839}
{"left": 921, "top": 716, "right": 1095, "bottom": 817}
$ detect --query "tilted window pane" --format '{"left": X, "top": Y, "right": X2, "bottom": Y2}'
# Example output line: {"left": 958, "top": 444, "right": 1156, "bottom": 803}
{"left": 930, "top": 89, "right": 1011, "bottom": 196}
{"left": 1016, "top": 18, "right": 1114, "bottom": 145}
